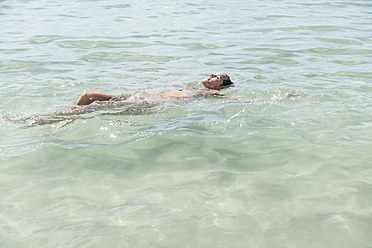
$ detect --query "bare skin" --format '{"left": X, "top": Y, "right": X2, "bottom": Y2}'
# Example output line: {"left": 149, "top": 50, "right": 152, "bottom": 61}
{"left": 1, "top": 73, "right": 304, "bottom": 125}
{"left": 76, "top": 73, "right": 230, "bottom": 106}
{"left": 76, "top": 92, "right": 115, "bottom": 106}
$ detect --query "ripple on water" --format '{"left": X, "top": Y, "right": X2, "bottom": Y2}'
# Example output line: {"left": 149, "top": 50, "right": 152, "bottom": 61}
{"left": 26, "top": 35, "right": 66, "bottom": 44}
{"left": 82, "top": 51, "right": 184, "bottom": 63}
{"left": 0, "top": 60, "right": 43, "bottom": 73}
{"left": 58, "top": 40, "right": 151, "bottom": 49}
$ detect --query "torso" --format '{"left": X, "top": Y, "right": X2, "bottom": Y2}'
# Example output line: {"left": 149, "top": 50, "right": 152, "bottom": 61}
{"left": 140, "top": 88, "right": 223, "bottom": 102}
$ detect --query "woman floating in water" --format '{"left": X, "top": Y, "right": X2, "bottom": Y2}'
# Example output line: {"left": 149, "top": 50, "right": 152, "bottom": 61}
{"left": 76, "top": 73, "right": 234, "bottom": 106}
{"left": 1, "top": 73, "right": 303, "bottom": 125}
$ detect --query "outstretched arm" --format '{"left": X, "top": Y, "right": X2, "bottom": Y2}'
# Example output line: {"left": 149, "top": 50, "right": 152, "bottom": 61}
{"left": 217, "top": 91, "right": 305, "bottom": 102}
{"left": 77, "top": 92, "right": 115, "bottom": 105}
{"left": 1, "top": 115, "right": 13, "bottom": 121}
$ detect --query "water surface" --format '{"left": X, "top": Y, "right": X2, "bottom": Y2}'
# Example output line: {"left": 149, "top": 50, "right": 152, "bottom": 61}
{"left": 0, "top": 0, "right": 371, "bottom": 247}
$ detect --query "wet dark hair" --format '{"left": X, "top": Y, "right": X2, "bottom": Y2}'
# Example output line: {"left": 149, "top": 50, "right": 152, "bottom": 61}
{"left": 221, "top": 74, "right": 234, "bottom": 89}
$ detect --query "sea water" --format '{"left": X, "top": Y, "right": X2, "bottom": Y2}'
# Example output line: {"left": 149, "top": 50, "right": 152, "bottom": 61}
{"left": 0, "top": 0, "right": 371, "bottom": 247}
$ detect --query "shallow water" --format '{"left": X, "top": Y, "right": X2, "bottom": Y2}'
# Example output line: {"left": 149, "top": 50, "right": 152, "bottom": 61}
{"left": 1, "top": 0, "right": 372, "bottom": 247}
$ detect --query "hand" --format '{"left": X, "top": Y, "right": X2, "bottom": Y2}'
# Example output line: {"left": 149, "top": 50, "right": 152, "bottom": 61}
{"left": 283, "top": 90, "right": 305, "bottom": 100}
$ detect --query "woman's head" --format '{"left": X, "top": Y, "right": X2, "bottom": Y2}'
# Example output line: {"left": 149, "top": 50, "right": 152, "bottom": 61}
{"left": 202, "top": 73, "right": 233, "bottom": 90}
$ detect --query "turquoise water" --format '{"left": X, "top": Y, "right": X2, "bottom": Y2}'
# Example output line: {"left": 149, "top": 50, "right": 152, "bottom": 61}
{"left": 1, "top": 0, "right": 372, "bottom": 247}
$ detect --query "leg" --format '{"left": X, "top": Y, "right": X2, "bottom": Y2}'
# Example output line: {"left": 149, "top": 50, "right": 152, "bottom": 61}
{"left": 77, "top": 92, "right": 115, "bottom": 105}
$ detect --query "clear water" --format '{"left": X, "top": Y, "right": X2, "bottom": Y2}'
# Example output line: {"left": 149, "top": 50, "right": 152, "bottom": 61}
{"left": 1, "top": 0, "right": 371, "bottom": 247}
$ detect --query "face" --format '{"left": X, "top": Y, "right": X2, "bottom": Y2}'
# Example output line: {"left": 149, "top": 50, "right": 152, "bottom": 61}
{"left": 202, "top": 73, "right": 228, "bottom": 90}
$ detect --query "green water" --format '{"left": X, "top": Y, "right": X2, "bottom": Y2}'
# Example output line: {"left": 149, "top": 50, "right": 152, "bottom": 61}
{"left": 1, "top": 0, "right": 371, "bottom": 247}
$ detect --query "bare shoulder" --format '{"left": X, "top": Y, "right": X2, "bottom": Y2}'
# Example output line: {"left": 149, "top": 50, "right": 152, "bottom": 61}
{"left": 197, "top": 88, "right": 225, "bottom": 96}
